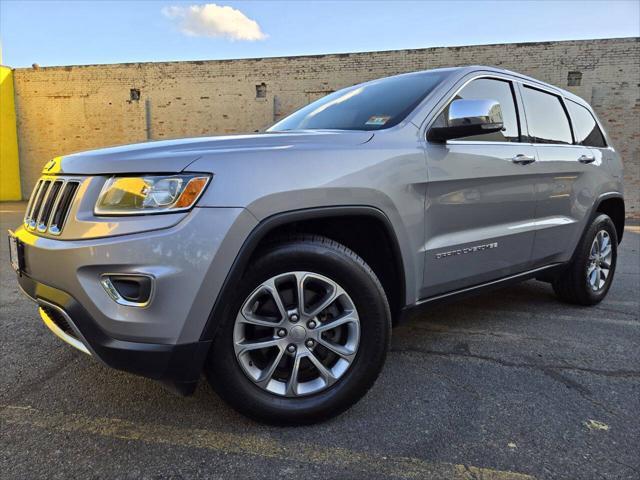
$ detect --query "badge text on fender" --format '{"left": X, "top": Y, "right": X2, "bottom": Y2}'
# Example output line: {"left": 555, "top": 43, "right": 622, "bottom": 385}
{"left": 435, "top": 242, "right": 498, "bottom": 259}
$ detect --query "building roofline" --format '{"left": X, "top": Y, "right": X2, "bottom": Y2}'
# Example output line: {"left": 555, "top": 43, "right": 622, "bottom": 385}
{"left": 11, "top": 36, "right": 638, "bottom": 71}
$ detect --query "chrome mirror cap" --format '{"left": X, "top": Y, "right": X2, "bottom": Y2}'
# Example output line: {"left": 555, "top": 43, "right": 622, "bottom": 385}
{"left": 447, "top": 98, "right": 503, "bottom": 128}
{"left": 428, "top": 98, "right": 504, "bottom": 142}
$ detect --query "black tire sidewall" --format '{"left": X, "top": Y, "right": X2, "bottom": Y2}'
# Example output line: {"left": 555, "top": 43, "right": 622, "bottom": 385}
{"left": 206, "top": 238, "right": 391, "bottom": 424}
{"left": 572, "top": 214, "right": 618, "bottom": 304}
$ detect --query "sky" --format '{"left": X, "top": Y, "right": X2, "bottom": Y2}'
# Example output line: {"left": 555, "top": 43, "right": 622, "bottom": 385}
{"left": 1, "top": 0, "right": 639, "bottom": 67}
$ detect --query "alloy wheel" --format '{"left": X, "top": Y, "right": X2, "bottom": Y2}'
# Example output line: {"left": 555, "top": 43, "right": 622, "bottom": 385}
{"left": 233, "top": 271, "right": 360, "bottom": 397}
{"left": 586, "top": 230, "right": 613, "bottom": 291}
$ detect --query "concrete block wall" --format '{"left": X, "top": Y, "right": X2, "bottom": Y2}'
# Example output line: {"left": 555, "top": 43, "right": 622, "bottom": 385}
{"left": 11, "top": 37, "right": 640, "bottom": 216}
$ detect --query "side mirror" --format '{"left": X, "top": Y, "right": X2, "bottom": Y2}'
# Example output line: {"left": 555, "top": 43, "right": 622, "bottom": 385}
{"left": 428, "top": 98, "right": 504, "bottom": 142}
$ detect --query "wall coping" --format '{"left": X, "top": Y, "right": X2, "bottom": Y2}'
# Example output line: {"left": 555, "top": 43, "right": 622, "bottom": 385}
{"left": 11, "top": 36, "right": 639, "bottom": 72}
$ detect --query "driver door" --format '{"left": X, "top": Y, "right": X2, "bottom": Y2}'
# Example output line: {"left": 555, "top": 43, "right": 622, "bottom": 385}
{"left": 421, "top": 77, "right": 538, "bottom": 298}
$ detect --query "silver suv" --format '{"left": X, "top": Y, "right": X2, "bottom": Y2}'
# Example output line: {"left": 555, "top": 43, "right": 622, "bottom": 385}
{"left": 9, "top": 66, "right": 625, "bottom": 424}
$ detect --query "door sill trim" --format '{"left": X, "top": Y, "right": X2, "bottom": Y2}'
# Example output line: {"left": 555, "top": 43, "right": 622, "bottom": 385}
{"left": 403, "top": 263, "right": 564, "bottom": 318}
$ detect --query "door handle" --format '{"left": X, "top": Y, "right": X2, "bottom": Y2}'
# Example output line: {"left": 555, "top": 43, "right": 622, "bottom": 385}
{"left": 578, "top": 154, "right": 596, "bottom": 164}
{"left": 512, "top": 154, "right": 536, "bottom": 165}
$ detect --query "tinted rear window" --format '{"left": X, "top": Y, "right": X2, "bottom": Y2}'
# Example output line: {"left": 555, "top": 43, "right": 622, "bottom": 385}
{"left": 268, "top": 71, "right": 447, "bottom": 131}
{"left": 566, "top": 100, "right": 607, "bottom": 147}
{"left": 522, "top": 86, "right": 572, "bottom": 144}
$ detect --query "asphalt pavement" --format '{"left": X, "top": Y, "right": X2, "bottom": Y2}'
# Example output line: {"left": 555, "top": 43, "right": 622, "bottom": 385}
{"left": 1, "top": 202, "right": 638, "bottom": 479}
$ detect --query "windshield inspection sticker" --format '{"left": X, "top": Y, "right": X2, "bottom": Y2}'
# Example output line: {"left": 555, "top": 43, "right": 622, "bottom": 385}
{"left": 365, "top": 115, "right": 391, "bottom": 126}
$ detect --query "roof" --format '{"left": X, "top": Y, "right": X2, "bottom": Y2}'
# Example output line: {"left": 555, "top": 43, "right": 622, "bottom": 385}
{"left": 377, "top": 65, "right": 590, "bottom": 108}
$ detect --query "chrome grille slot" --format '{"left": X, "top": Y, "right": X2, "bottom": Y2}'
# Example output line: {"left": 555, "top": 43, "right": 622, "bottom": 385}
{"left": 29, "top": 180, "right": 51, "bottom": 229}
{"left": 37, "top": 180, "right": 63, "bottom": 232}
{"left": 49, "top": 181, "right": 79, "bottom": 235}
{"left": 24, "top": 180, "right": 43, "bottom": 226}
{"left": 23, "top": 176, "right": 81, "bottom": 236}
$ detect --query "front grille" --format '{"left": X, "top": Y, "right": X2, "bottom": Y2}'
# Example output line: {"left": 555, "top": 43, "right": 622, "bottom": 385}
{"left": 24, "top": 177, "right": 80, "bottom": 235}
{"left": 41, "top": 306, "right": 79, "bottom": 340}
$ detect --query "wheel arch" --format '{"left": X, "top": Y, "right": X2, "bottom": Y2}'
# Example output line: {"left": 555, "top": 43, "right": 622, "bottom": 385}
{"left": 199, "top": 206, "right": 407, "bottom": 342}
{"left": 594, "top": 193, "right": 625, "bottom": 243}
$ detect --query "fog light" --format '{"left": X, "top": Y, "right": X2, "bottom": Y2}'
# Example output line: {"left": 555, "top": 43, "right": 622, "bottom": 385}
{"left": 100, "top": 274, "right": 154, "bottom": 307}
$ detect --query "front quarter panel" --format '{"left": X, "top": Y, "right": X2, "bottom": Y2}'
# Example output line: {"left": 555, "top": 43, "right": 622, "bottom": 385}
{"left": 186, "top": 128, "right": 428, "bottom": 304}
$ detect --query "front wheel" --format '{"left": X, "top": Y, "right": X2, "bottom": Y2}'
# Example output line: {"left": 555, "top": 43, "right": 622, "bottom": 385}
{"left": 205, "top": 235, "right": 391, "bottom": 425}
{"left": 553, "top": 214, "right": 618, "bottom": 306}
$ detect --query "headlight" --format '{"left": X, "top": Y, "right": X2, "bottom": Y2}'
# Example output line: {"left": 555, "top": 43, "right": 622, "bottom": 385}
{"left": 95, "top": 174, "right": 210, "bottom": 215}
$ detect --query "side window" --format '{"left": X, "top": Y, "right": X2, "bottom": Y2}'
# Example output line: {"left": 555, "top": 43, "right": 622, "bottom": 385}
{"left": 521, "top": 87, "right": 572, "bottom": 144}
{"left": 566, "top": 100, "right": 607, "bottom": 148}
{"left": 434, "top": 78, "right": 520, "bottom": 142}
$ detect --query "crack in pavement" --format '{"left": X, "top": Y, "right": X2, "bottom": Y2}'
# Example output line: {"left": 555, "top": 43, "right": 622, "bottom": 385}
{"left": 390, "top": 346, "right": 640, "bottom": 379}
{"left": 419, "top": 307, "right": 640, "bottom": 325}
{"left": 390, "top": 346, "right": 637, "bottom": 419}
{"left": 609, "top": 458, "right": 640, "bottom": 477}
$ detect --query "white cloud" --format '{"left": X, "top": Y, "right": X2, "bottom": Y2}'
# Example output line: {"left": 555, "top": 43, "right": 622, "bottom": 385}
{"left": 162, "top": 3, "right": 267, "bottom": 41}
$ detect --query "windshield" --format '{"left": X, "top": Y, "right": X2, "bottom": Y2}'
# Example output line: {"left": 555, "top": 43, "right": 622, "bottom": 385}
{"left": 268, "top": 71, "right": 448, "bottom": 132}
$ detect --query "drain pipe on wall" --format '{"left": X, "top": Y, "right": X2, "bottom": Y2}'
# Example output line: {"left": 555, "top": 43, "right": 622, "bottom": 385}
{"left": 145, "top": 98, "right": 152, "bottom": 140}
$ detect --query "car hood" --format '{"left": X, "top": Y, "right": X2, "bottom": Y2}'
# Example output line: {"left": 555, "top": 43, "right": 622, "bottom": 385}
{"left": 48, "top": 130, "right": 374, "bottom": 175}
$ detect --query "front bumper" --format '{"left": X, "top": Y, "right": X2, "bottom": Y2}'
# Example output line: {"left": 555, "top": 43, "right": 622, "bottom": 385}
{"left": 11, "top": 206, "right": 258, "bottom": 394}
{"left": 19, "top": 273, "right": 210, "bottom": 394}
{"left": 12, "top": 207, "right": 255, "bottom": 343}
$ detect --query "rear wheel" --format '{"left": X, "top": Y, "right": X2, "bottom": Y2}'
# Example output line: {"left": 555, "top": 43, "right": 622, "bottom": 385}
{"left": 205, "top": 235, "right": 391, "bottom": 424}
{"left": 552, "top": 214, "right": 618, "bottom": 305}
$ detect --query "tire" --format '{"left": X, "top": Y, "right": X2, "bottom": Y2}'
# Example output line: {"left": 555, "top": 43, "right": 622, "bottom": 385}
{"left": 205, "top": 234, "right": 391, "bottom": 425}
{"left": 552, "top": 214, "right": 618, "bottom": 306}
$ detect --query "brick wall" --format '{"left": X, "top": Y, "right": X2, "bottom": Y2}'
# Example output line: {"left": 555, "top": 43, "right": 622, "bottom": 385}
{"left": 12, "top": 37, "right": 640, "bottom": 216}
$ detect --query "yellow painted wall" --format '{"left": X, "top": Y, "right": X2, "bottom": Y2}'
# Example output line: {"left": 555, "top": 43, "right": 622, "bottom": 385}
{"left": 0, "top": 65, "right": 22, "bottom": 201}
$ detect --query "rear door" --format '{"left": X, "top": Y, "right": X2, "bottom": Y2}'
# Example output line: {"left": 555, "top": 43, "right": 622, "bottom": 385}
{"left": 421, "top": 76, "right": 539, "bottom": 298}
{"left": 518, "top": 84, "right": 605, "bottom": 265}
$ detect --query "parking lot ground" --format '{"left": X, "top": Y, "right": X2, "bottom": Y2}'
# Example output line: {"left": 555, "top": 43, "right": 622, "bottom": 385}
{"left": 1, "top": 202, "right": 639, "bottom": 479}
